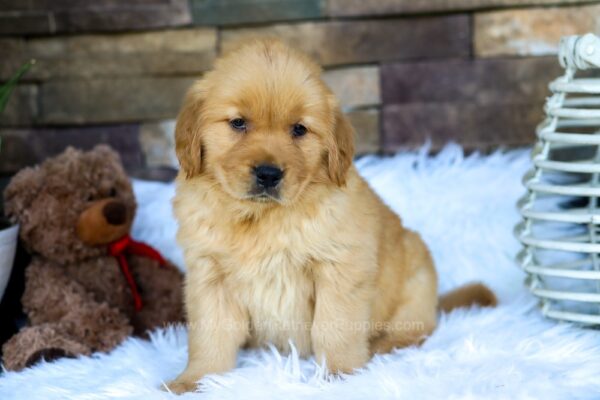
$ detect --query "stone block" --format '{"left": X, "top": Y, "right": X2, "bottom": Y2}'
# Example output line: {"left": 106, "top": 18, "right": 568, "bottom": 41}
{"left": 0, "top": 29, "right": 216, "bottom": 81}
{"left": 139, "top": 120, "right": 178, "bottom": 168}
{"left": 0, "top": 0, "right": 191, "bottom": 35}
{"left": 39, "top": 77, "right": 196, "bottom": 124}
{"left": 190, "top": 0, "right": 324, "bottom": 26}
{"left": 381, "top": 57, "right": 561, "bottom": 105}
{"left": 382, "top": 102, "right": 539, "bottom": 151}
{"left": 348, "top": 109, "right": 380, "bottom": 154}
{"left": 0, "top": 125, "right": 143, "bottom": 174}
{"left": 323, "top": 66, "right": 380, "bottom": 109}
{"left": 0, "top": 12, "right": 52, "bottom": 35}
{"left": 327, "top": 0, "right": 600, "bottom": 17}
{"left": 475, "top": 4, "right": 600, "bottom": 57}
{"left": 221, "top": 16, "right": 470, "bottom": 67}
{"left": 0, "top": 85, "right": 39, "bottom": 126}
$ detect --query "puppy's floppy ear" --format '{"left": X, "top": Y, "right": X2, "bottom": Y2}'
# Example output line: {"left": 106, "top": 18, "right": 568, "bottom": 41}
{"left": 175, "top": 82, "right": 206, "bottom": 179}
{"left": 326, "top": 100, "right": 355, "bottom": 186}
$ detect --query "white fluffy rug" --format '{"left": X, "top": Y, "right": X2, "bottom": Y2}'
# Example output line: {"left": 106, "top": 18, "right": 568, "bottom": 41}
{"left": 2, "top": 144, "right": 600, "bottom": 399}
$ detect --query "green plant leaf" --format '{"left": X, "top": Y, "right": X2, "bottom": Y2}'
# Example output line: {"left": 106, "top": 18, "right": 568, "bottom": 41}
{"left": 0, "top": 59, "right": 35, "bottom": 114}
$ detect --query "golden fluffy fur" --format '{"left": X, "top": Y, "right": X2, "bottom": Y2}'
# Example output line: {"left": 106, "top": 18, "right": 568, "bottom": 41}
{"left": 167, "top": 39, "right": 496, "bottom": 394}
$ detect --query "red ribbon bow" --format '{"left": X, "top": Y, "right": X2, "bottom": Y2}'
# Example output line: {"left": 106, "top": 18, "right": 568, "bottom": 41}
{"left": 108, "top": 234, "right": 167, "bottom": 312}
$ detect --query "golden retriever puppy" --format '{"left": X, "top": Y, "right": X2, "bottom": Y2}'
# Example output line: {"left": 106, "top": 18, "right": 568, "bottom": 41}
{"left": 167, "top": 39, "right": 496, "bottom": 394}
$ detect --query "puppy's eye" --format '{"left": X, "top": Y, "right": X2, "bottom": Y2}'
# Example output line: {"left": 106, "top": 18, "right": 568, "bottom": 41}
{"left": 230, "top": 118, "right": 247, "bottom": 132}
{"left": 292, "top": 123, "right": 307, "bottom": 138}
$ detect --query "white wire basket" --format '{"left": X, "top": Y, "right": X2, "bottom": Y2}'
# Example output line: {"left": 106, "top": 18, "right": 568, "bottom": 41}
{"left": 516, "top": 33, "right": 600, "bottom": 325}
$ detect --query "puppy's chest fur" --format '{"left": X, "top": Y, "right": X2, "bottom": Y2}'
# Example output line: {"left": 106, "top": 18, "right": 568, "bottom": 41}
{"left": 201, "top": 206, "right": 342, "bottom": 355}
{"left": 226, "top": 218, "right": 324, "bottom": 354}
{"left": 236, "top": 257, "right": 314, "bottom": 355}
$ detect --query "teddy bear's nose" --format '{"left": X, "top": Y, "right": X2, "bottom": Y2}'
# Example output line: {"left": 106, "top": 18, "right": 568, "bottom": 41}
{"left": 102, "top": 201, "right": 127, "bottom": 225}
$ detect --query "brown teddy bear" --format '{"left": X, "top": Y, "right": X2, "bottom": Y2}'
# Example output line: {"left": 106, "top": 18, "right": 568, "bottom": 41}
{"left": 1, "top": 145, "right": 184, "bottom": 371}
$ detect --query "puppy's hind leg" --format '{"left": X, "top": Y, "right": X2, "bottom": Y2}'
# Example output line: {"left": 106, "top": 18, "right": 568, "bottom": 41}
{"left": 370, "top": 302, "right": 437, "bottom": 355}
{"left": 370, "top": 269, "right": 438, "bottom": 355}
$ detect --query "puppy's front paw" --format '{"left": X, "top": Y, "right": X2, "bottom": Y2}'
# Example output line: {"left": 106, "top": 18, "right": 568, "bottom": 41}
{"left": 316, "top": 345, "right": 369, "bottom": 375}
{"left": 162, "top": 377, "right": 200, "bottom": 394}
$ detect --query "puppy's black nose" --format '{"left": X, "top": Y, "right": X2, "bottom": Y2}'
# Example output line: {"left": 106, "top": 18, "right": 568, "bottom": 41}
{"left": 254, "top": 164, "right": 283, "bottom": 189}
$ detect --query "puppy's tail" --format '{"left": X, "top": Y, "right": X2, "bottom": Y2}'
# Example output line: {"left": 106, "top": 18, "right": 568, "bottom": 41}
{"left": 438, "top": 282, "right": 497, "bottom": 313}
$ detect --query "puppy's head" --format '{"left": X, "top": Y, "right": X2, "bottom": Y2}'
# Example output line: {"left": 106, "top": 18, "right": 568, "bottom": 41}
{"left": 175, "top": 39, "right": 354, "bottom": 206}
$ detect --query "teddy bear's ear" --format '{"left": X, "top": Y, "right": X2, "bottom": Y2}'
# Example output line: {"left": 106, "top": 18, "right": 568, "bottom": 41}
{"left": 90, "top": 145, "right": 124, "bottom": 169}
{"left": 3, "top": 166, "right": 45, "bottom": 224}
{"left": 91, "top": 144, "right": 121, "bottom": 161}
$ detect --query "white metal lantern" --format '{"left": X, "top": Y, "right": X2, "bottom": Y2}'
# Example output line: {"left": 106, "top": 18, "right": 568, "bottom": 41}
{"left": 515, "top": 33, "right": 600, "bottom": 325}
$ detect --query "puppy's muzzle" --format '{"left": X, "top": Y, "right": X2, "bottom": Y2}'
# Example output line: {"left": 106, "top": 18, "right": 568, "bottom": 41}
{"left": 253, "top": 164, "right": 283, "bottom": 189}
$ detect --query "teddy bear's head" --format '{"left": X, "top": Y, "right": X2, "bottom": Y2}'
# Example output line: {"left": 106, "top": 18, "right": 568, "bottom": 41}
{"left": 4, "top": 145, "right": 137, "bottom": 264}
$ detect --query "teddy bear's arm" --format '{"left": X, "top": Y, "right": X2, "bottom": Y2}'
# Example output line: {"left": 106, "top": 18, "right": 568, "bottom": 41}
{"left": 22, "top": 258, "right": 133, "bottom": 352}
{"left": 128, "top": 256, "right": 185, "bottom": 335}
{"left": 23, "top": 258, "right": 90, "bottom": 324}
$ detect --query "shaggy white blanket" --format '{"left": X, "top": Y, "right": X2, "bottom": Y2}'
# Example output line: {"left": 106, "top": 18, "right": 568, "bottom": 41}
{"left": 2, "top": 145, "right": 600, "bottom": 399}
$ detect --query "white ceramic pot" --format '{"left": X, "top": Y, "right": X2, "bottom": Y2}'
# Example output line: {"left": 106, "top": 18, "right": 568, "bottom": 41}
{"left": 0, "top": 224, "right": 18, "bottom": 302}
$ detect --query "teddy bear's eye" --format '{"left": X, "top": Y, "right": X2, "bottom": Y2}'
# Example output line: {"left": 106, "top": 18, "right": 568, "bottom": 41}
{"left": 109, "top": 188, "right": 117, "bottom": 197}
{"left": 87, "top": 194, "right": 94, "bottom": 202}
